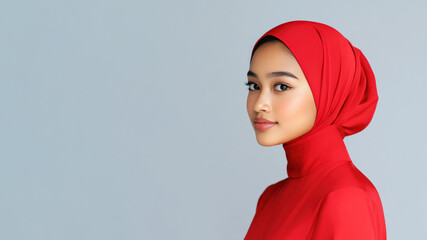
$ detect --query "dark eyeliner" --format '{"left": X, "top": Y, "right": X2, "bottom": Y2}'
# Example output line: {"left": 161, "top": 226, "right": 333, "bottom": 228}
{"left": 245, "top": 81, "right": 257, "bottom": 91}
{"left": 274, "top": 82, "right": 291, "bottom": 91}
{"left": 245, "top": 81, "right": 290, "bottom": 91}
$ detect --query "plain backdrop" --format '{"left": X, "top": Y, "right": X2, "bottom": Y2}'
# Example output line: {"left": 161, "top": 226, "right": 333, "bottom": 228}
{"left": 1, "top": 0, "right": 426, "bottom": 239}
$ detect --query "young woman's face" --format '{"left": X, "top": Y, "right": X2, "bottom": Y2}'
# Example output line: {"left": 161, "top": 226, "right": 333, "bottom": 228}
{"left": 246, "top": 40, "right": 317, "bottom": 146}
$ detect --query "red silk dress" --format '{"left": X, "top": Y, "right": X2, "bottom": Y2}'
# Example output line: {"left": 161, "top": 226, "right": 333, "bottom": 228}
{"left": 244, "top": 21, "right": 387, "bottom": 239}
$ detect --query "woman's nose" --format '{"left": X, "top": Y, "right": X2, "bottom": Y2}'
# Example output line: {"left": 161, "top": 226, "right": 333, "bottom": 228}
{"left": 254, "top": 94, "right": 271, "bottom": 112}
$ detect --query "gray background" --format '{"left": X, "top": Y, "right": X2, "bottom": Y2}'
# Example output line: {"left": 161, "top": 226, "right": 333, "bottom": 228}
{"left": 1, "top": 0, "right": 426, "bottom": 239}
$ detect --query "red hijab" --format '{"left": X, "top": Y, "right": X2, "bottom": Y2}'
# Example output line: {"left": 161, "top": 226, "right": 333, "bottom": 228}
{"left": 250, "top": 20, "right": 379, "bottom": 178}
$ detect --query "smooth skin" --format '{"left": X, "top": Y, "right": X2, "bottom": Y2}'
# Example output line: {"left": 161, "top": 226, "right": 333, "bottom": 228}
{"left": 246, "top": 40, "right": 317, "bottom": 146}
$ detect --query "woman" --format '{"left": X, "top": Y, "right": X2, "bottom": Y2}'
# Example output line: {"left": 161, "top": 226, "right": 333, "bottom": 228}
{"left": 244, "top": 20, "right": 387, "bottom": 239}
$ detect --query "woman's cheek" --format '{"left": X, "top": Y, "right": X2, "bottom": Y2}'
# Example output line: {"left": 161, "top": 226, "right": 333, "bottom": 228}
{"left": 246, "top": 95, "right": 255, "bottom": 115}
{"left": 276, "top": 96, "right": 301, "bottom": 122}
{"left": 276, "top": 93, "right": 315, "bottom": 130}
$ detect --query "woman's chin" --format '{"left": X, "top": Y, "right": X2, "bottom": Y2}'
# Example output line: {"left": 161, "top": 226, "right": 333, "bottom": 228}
{"left": 255, "top": 136, "right": 280, "bottom": 147}
{"left": 255, "top": 133, "right": 296, "bottom": 146}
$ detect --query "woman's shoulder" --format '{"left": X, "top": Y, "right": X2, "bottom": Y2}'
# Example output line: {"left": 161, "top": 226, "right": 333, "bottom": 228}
{"left": 254, "top": 179, "right": 286, "bottom": 213}
{"left": 260, "top": 178, "right": 285, "bottom": 198}
{"left": 319, "top": 161, "right": 381, "bottom": 201}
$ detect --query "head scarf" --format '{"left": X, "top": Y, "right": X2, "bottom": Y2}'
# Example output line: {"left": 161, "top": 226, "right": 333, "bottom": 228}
{"left": 250, "top": 20, "right": 379, "bottom": 178}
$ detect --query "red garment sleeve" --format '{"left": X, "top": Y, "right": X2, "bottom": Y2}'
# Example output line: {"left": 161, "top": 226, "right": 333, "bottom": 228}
{"left": 311, "top": 187, "right": 377, "bottom": 240}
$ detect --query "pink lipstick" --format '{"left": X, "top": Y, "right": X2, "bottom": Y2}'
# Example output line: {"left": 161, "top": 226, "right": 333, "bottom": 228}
{"left": 254, "top": 117, "right": 277, "bottom": 131}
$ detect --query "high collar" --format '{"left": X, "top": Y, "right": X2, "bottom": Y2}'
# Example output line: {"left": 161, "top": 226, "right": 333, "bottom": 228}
{"left": 282, "top": 124, "right": 351, "bottom": 179}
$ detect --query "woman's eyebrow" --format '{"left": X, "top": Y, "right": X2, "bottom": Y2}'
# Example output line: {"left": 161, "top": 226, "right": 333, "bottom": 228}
{"left": 247, "top": 70, "right": 298, "bottom": 80}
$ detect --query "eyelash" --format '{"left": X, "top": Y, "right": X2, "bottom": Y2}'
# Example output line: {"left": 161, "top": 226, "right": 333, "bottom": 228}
{"left": 244, "top": 81, "right": 291, "bottom": 92}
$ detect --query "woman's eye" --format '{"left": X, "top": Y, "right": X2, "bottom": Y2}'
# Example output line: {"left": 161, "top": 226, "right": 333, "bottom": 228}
{"left": 275, "top": 83, "right": 290, "bottom": 91}
{"left": 245, "top": 81, "right": 290, "bottom": 92}
{"left": 245, "top": 82, "right": 259, "bottom": 91}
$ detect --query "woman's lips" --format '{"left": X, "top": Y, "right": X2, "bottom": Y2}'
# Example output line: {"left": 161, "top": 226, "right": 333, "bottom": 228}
{"left": 254, "top": 122, "right": 277, "bottom": 131}
{"left": 254, "top": 117, "right": 277, "bottom": 131}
